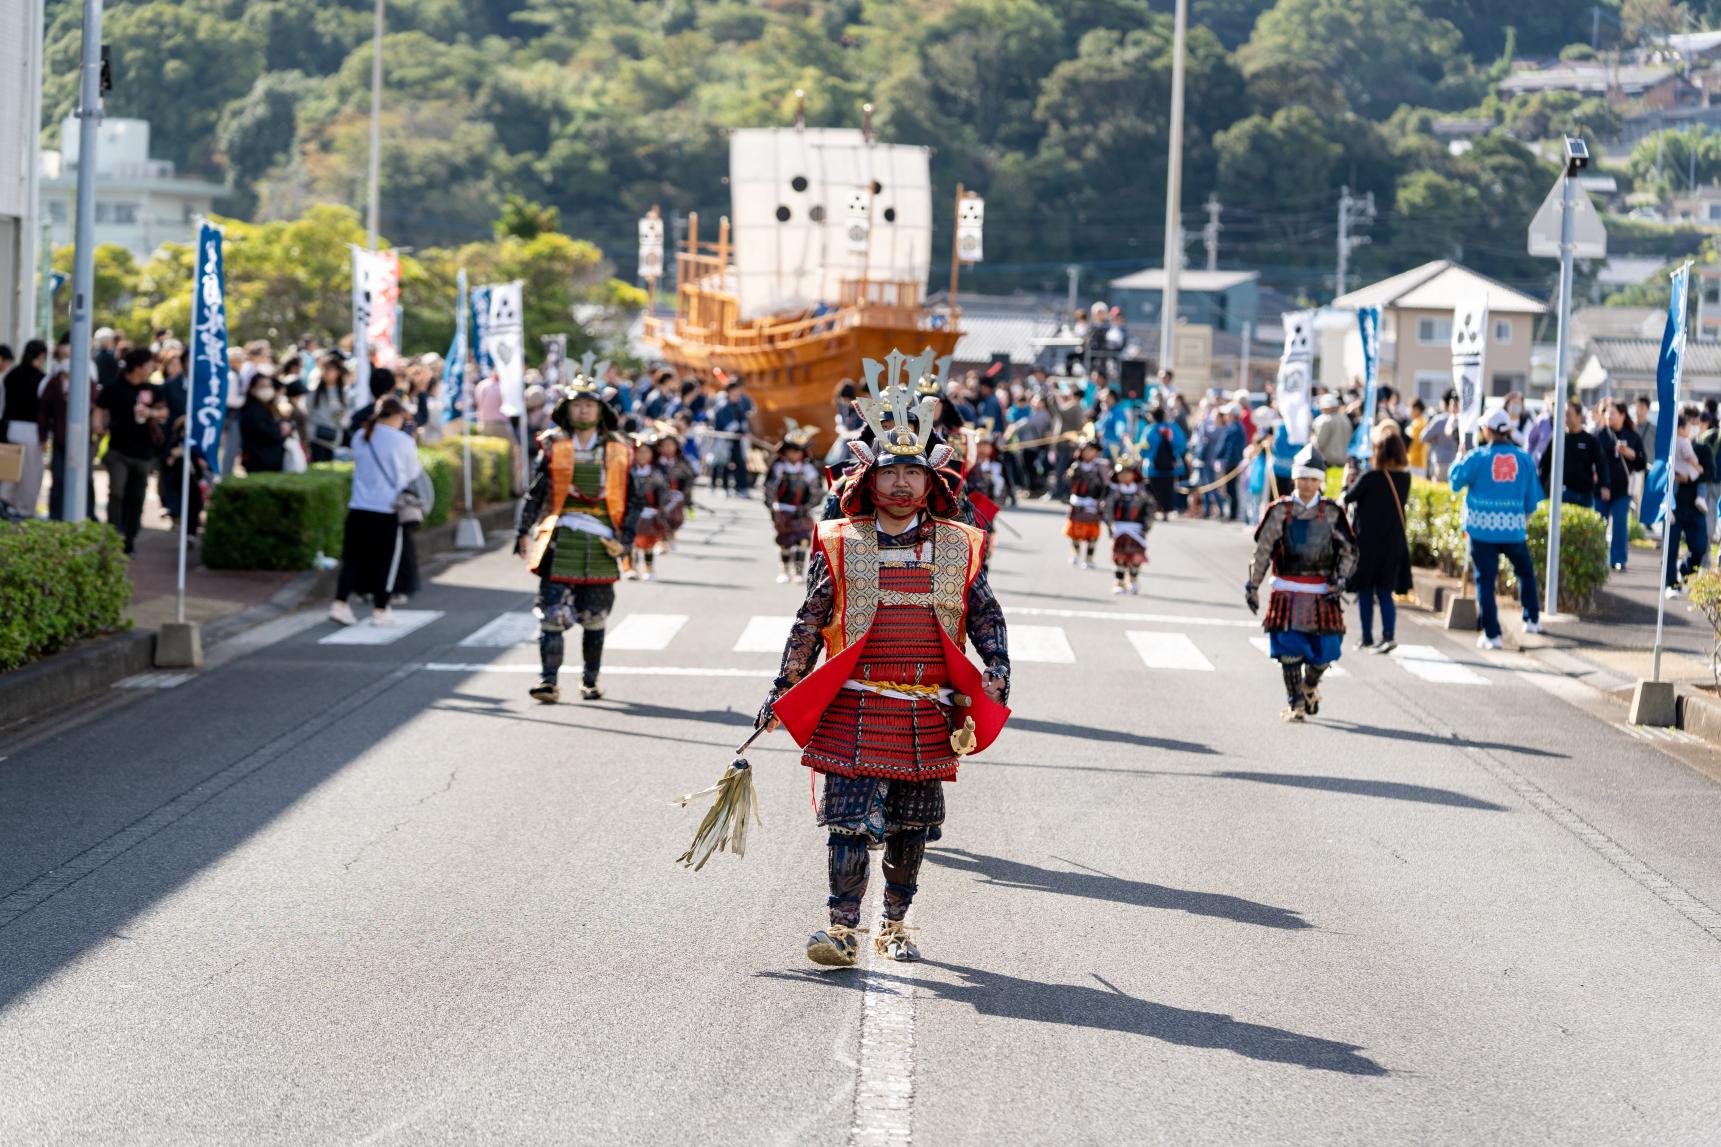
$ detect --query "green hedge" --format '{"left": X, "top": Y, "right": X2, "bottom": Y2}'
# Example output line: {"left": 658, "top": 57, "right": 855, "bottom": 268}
{"left": 202, "top": 468, "right": 351, "bottom": 571}
{"left": 0, "top": 520, "right": 132, "bottom": 671}
{"left": 201, "top": 447, "right": 469, "bottom": 570}
{"left": 1400, "top": 477, "right": 1610, "bottom": 613}
{"left": 433, "top": 434, "right": 515, "bottom": 504}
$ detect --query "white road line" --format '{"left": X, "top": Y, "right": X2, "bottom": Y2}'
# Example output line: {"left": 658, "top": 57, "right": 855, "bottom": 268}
{"left": 1247, "top": 637, "right": 1349, "bottom": 677}
{"left": 1005, "top": 605, "right": 1254, "bottom": 628}
{"left": 1010, "top": 625, "right": 1076, "bottom": 664}
{"left": 114, "top": 672, "right": 194, "bottom": 689}
{"left": 1389, "top": 644, "right": 1490, "bottom": 686}
{"left": 1126, "top": 631, "right": 1214, "bottom": 672}
{"left": 733, "top": 615, "right": 795, "bottom": 653}
{"left": 458, "top": 611, "right": 538, "bottom": 647}
{"left": 605, "top": 613, "right": 689, "bottom": 651}
{"left": 421, "top": 662, "right": 775, "bottom": 678}
{"left": 850, "top": 888, "right": 914, "bottom": 1147}
{"left": 318, "top": 610, "right": 444, "bottom": 645}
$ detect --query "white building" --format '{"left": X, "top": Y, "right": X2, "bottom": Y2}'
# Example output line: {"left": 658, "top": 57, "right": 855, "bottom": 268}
{"left": 40, "top": 117, "right": 227, "bottom": 260}
{"left": 1, "top": 0, "right": 42, "bottom": 346}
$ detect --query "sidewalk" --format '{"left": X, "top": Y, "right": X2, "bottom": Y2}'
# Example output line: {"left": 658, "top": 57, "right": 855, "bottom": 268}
{"left": 91, "top": 468, "right": 301, "bottom": 632}
{"left": 1533, "top": 554, "right": 1717, "bottom": 689}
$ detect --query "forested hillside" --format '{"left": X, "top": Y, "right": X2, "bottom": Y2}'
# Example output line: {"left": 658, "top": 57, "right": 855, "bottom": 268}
{"left": 41, "top": 0, "right": 1647, "bottom": 296}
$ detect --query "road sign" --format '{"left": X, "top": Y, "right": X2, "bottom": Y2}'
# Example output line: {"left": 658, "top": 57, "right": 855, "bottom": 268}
{"left": 1528, "top": 177, "right": 1606, "bottom": 259}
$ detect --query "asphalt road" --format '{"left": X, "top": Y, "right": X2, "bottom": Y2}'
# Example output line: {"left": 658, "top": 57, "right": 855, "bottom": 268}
{"left": 3, "top": 493, "right": 1721, "bottom": 1144}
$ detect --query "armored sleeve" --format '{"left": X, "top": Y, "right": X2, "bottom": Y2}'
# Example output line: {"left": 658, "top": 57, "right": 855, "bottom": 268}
{"left": 1248, "top": 502, "right": 1287, "bottom": 587}
{"left": 769, "top": 548, "right": 835, "bottom": 698}
{"left": 516, "top": 452, "right": 551, "bottom": 541}
{"left": 1330, "top": 503, "right": 1360, "bottom": 585}
{"left": 965, "top": 568, "right": 1010, "bottom": 703}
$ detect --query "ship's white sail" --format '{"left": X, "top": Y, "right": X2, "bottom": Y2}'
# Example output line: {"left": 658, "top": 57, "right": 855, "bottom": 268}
{"left": 729, "top": 127, "right": 933, "bottom": 319}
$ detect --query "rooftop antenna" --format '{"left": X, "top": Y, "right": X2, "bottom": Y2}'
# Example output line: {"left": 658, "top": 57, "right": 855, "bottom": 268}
{"left": 862, "top": 102, "right": 874, "bottom": 144}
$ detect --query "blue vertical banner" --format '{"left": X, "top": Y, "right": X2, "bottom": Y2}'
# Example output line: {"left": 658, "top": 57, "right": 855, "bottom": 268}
{"left": 1641, "top": 262, "right": 1690, "bottom": 528}
{"left": 443, "top": 269, "right": 469, "bottom": 422}
{"left": 189, "top": 221, "right": 232, "bottom": 476}
{"left": 1349, "top": 306, "right": 1381, "bottom": 461}
{"left": 470, "top": 283, "right": 494, "bottom": 376}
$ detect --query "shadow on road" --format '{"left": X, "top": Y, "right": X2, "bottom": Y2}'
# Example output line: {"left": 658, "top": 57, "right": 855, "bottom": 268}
{"left": 926, "top": 848, "right": 1311, "bottom": 930}
{"left": 761, "top": 963, "right": 1387, "bottom": 1076}
{"left": 1324, "top": 721, "right": 1566, "bottom": 759}
{"left": 1212, "top": 771, "right": 1508, "bottom": 811}
{"left": 1002, "top": 716, "right": 1217, "bottom": 755}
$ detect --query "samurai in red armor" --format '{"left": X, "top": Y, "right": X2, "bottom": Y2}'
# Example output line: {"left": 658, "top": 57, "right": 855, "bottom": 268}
{"left": 1064, "top": 426, "right": 1109, "bottom": 567}
{"left": 765, "top": 425, "right": 825, "bottom": 583}
{"left": 1103, "top": 444, "right": 1156, "bottom": 596}
{"left": 1245, "top": 445, "right": 1358, "bottom": 722}
{"left": 627, "top": 433, "right": 671, "bottom": 581}
{"left": 652, "top": 421, "right": 698, "bottom": 549}
{"left": 759, "top": 350, "right": 1011, "bottom": 968}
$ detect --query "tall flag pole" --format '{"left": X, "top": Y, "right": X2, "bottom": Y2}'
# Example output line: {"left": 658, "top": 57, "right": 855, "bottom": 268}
{"left": 1649, "top": 261, "right": 1692, "bottom": 684}
{"left": 182, "top": 219, "right": 231, "bottom": 623}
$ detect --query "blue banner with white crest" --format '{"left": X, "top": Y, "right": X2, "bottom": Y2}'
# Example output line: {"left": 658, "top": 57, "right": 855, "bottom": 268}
{"left": 189, "top": 221, "right": 232, "bottom": 476}
{"left": 1640, "top": 262, "right": 1690, "bottom": 528}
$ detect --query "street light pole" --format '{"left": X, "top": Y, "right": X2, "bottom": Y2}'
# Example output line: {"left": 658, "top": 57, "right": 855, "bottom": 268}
{"left": 19, "top": 0, "right": 48, "bottom": 345}
{"left": 65, "top": 0, "right": 103, "bottom": 524}
{"left": 366, "top": 0, "right": 384, "bottom": 251}
{"left": 1544, "top": 169, "right": 1578, "bottom": 618}
{"left": 1157, "top": 0, "right": 1188, "bottom": 371}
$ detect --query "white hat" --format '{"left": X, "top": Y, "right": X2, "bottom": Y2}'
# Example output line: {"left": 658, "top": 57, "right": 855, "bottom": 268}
{"left": 1483, "top": 407, "right": 1512, "bottom": 434}
{"left": 1292, "top": 444, "right": 1328, "bottom": 480}
{"left": 1318, "top": 394, "right": 1340, "bottom": 411}
{"left": 93, "top": 327, "right": 115, "bottom": 342}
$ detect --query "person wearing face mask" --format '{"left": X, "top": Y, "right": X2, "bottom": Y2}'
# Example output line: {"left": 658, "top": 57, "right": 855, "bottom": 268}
{"left": 1245, "top": 445, "right": 1359, "bottom": 723}
{"left": 238, "top": 369, "right": 290, "bottom": 473}
{"left": 756, "top": 356, "right": 1010, "bottom": 968}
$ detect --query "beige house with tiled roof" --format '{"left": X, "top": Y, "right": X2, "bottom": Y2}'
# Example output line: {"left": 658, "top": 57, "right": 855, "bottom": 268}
{"left": 1333, "top": 261, "right": 1549, "bottom": 403}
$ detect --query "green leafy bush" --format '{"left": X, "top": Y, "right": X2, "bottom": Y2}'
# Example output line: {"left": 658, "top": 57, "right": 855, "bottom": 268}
{"left": 1687, "top": 568, "right": 1721, "bottom": 687}
{"left": 433, "top": 434, "right": 515, "bottom": 505}
{"left": 0, "top": 521, "right": 132, "bottom": 672}
{"left": 202, "top": 468, "right": 351, "bottom": 570}
{"left": 202, "top": 447, "right": 457, "bottom": 569}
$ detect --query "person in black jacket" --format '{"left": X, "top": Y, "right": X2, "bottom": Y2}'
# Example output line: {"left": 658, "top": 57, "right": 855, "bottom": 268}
{"left": 1343, "top": 425, "right": 1413, "bottom": 653}
{"left": 1594, "top": 399, "right": 1645, "bottom": 571}
{"left": 1538, "top": 400, "right": 1603, "bottom": 510}
{"left": 1667, "top": 406, "right": 1715, "bottom": 593}
{"left": 238, "top": 370, "right": 290, "bottom": 473}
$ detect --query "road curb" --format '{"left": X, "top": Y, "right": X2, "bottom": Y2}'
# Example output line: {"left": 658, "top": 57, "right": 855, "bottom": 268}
{"left": 0, "top": 505, "right": 517, "bottom": 734}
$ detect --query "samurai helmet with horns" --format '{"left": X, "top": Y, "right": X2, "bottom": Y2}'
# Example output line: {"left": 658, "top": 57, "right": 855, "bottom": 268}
{"left": 839, "top": 348, "right": 960, "bottom": 517}
{"left": 913, "top": 350, "right": 955, "bottom": 398}
{"left": 550, "top": 350, "right": 619, "bottom": 434}
{"left": 777, "top": 419, "right": 819, "bottom": 454}
{"left": 1112, "top": 438, "right": 1145, "bottom": 477}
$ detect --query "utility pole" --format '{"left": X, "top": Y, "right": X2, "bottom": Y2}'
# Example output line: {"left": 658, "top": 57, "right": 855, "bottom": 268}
{"left": 366, "top": 0, "right": 384, "bottom": 250}
{"left": 1335, "top": 185, "right": 1376, "bottom": 299}
{"left": 1157, "top": 0, "right": 1188, "bottom": 369}
{"left": 18, "top": 0, "right": 47, "bottom": 344}
{"left": 1065, "top": 264, "right": 1079, "bottom": 316}
{"left": 1202, "top": 193, "right": 1222, "bottom": 273}
{"left": 1592, "top": 5, "right": 1600, "bottom": 50}
{"left": 65, "top": 0, "right": 103, "bottom": 524}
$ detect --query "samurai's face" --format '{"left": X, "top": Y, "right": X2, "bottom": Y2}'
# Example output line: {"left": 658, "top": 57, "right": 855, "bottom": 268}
{"left": 870, "top": 464, "right": 930, "bottom": 514}
{"left": 569, "top": 397, "right": 601, "bottom": 429}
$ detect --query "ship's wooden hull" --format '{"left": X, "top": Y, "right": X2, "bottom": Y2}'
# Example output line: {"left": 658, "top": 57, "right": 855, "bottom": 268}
{"left": 649, "top": 322, "right": 960, "bottom": 445}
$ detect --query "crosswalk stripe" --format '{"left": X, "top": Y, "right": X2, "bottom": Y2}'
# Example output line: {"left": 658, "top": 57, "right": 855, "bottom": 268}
{"left": 1126, "top": 631, "right": 1213, "bottom": 672}
{"left": 1010, "top": 625, "right": 1076, "bottom": 664}
{"left": 115, "top": 671, "right": 194, "bottom": 689}
{"left": 421, "top": 662, "right": 774, "bottom": 678}
{"left": 605, "top": 613, "right": 689, "bottom": 651}
{"left": 734, "top": 615, "right": 794, "bottom": 653}
{"left": 1005, "top": 606, "right": 1254, "bottom": 628}
{"left": 458, "top": 611, "right": 538, "bottom": 647}
{"left": 1247, "top": 637, "right": 1349, "bottom": 677}
{"left": 1389, "top": 644, "right": 1489, "bottom": 686}
{"left": 319, "top": 610, "right": 444, "bottom": 645}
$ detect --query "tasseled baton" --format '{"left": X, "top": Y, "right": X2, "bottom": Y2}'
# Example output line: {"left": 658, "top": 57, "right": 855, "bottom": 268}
{"left": 673, "top": 724, "right": 769, "bottom": 870}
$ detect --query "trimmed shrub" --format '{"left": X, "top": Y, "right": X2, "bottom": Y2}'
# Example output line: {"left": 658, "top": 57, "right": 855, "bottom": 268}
{"left": 202, "top": 468, "right": 352, "bottom": 571}
{"left": 417, "top": 448, "right": 455, "bottom": 528}
{"left": 0, "top": 520, "right": 132, "bottom": 671}
{"left": 433, "top": 434, "right": 515, "bottom": 505}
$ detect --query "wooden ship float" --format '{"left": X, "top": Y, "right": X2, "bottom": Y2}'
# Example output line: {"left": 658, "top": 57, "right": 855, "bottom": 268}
{"left": 642, "top": 104, "right": 970, "bottom": 440}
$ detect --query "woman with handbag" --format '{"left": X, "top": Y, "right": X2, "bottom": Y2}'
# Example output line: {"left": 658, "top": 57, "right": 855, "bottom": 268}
{"left": 329, "top": 397, "right": 432, "bottom": 626}
{"left": 1343, "top": 424, "right": 1413, "bottom": 654}
{"left": 306, "top": 352, "right": 350, "bottom": 464}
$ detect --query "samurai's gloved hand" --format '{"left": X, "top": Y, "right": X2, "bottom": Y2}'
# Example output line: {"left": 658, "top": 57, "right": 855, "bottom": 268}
{"left": 1244, "top": 582, "right": 1260, "bottom": 615}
